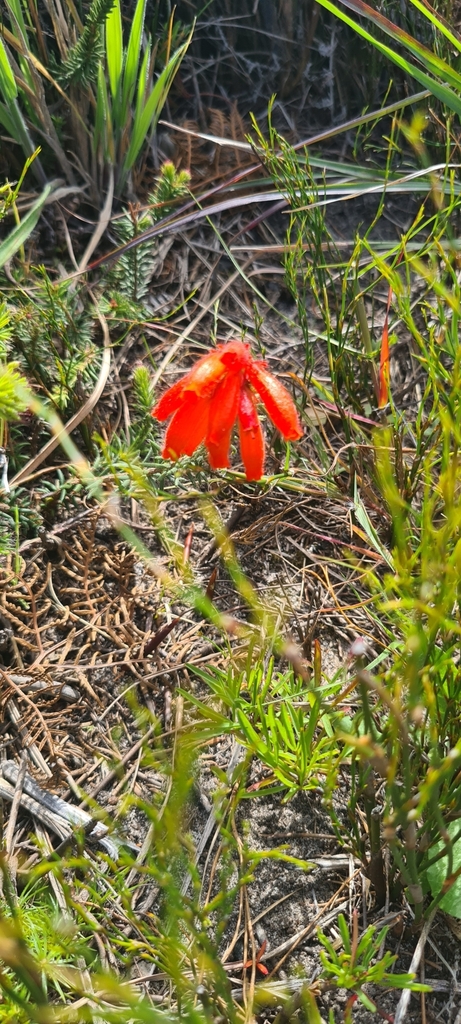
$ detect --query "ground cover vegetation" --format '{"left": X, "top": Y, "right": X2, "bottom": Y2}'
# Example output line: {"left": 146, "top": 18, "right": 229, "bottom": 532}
{"left": 1, "top": 0, "right": 461, "bottom": 1021}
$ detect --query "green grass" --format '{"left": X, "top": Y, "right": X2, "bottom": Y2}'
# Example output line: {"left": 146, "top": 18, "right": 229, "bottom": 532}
{"left": 0, "top": 0, "right": 191, "bottom": 196}
{"left": 4, "top": 5, "right": 461, "bottom": 1019}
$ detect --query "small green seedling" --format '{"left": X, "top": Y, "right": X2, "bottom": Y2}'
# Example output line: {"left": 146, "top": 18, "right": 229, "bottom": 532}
{"left": 318, "top": 912, "right": 429, "bottom": 1014}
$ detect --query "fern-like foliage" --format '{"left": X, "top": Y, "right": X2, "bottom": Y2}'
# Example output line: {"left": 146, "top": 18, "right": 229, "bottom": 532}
{"left": 0, "top": 302, "right": 12, "bottom": 359}
{"left": 0, "top": 301, "right": 27, "bottom": 427}
{"left": 108, "top": 207, "right": 157, "bottom": 304}
{"left": 133, "top": 366, "right": 155, "bottom": 418}
{"left": 150, "top": 162, "right": 191, "bottom": 211}
{"left": 130, "top": 366, "right": 157, "bottom": 452}
{"left": 53, "top": 0, "right": 116, "bottom": 89}
{"left": 10, "top": 269, "right": 97, "bottom": 414}
{"left": 0, "top": 362, "right": 28, "bottom": 420}
{"left": 108, "top": 162, "right": 191, "bottom": 305}
{"left": 98, "top": 290, "right": 146, "bottom": 323}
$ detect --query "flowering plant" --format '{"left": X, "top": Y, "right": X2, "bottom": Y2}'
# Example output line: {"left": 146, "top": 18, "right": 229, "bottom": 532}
{"left": 151, "top": 340, "right": 302, "bottom": 480}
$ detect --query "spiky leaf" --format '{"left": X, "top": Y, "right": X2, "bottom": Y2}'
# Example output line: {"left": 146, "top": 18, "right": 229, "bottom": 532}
{"left": 0, "top": 362, "right": 29, "bottom": 420}
{"left": 54, "top": 0, "right": 116, "bottom": 88}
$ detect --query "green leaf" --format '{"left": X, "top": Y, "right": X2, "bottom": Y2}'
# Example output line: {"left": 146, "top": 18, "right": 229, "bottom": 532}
{"left": 0, "top": 37, "right": 40, "bottom": 162}
{"left": 336, "top": 0, "right": 461, "bottom": 90}
{"left": 120, "top": 0, "right": 146, "bottom": 125}
{"left": 3, "top": 0, "right": 36, "bottom": 93}
{"left": 408, "top": 0, "right": 461, "bottom": 52}
{"left": 0, "top": 99, "right": 19, "bottom": 137}
{"left": 358, "top": 991, "right": 379, "bottom": 1013}
{"left": 0, "top": 362, "right": 29, "bottom": 420}
{"left": 4, "top": 0, "right": 29, "bottom": 43}
{"left": 120, "top": 32, "right": 191, "bottom": 187}
{"left": 106, "top": 0, "right": 123, "bottom": 99}
{"left": 0, "top": 35, "right": 18, "bottom": 101}
{"left": 0, "top": 183, "right": 53, "bottom": 267}
{"left": 94, "top": 61, "right": 106, "bottom": 155}
{"left": 426, "top": 821, "right": 461, "bottom": 917}
{"left": 314, "top": 0, "right": 461, "bottom": 117}
{"left": 353, "top": 476, "right": 394, "bottom": 567}
{"left": 302, "top": 696, "right": 321, "bottom": 749}
{"left": 337, "top": 914, "right": 351, "bottom": 953}
{"left": 0, "top": 95, "right": 37, "bottom": 160}
{"left": 279, "top": 704, "right": 297, "bottom": 751}
{"left": 133, "top": 41, "right": 151, "bottom": 126}
{"left": 94, "top": 61, "right": 114, "bottom": 162}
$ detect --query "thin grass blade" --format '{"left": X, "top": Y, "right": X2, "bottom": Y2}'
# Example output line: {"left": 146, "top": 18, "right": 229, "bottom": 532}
{"left": 0, "top": 24, "right": 90, "bottom": 132}
{"left": 314, "top": 0, "right": 461, "bottom": 116}
{"left": 133, "top": 41, "right": 151, "bottom": 126}
{"left": 4, "top": 0, "right": 29, "bottom": 41}
{"left": 94, "top": 61, "right": 106, "bottom": 158}
{"left": 0, "top": 100, "right": 19, "bottom": 137}
{"left": 120, "top": 33, "right": 191, "bottom": 189}
{"left": 94, "top": 61, "right": 114, "bottom": 163}
{"left": 335, "top": 0, "right": 461, "bottom": 89}
{"left": 353, "top": 478, "right": 394, "bottom": 568}
{"left": 0, "top": 98, "right": 39, "bottom": 168}
{"left": 408, "top": 0, "right": 461, "bottom": 49}
{"left": 0, "top": 35, "right": 18, "bottom": 101}
{"left": 106, "top": 0, "right": 123, "bottom": 101}
{"left": 0, "top": 183, "right": 53, "bottom": 267}
{"left": 0, "top": 41, "right": 40, "bottom": 167}
{"left": 120, "top": 0, "right": 146, "bottom": 127}
{"left": 3, "top": 0, "right": 35, "bottom": 91}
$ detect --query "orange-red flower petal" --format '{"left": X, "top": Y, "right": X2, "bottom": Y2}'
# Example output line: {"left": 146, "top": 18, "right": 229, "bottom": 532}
{"left": 162, "top": 392, "right": 210, "bottom": 460}
{"left": 152, "top": 340, "right": 303, "bottom": 479}
{"left": 238, "top": 385, "right": 265, "bottom": 481}
{"left": 219, "top": 340, "right": 251, "bottom": 372}
{"left": 207, "top": 372, "right": 242, "bottom": 446}
{"left": 152, "top": 377, "right": 186, "bottom": 421}
{"left": 246, "top": 362, "right": 302, "bottom": 440}
{"left": 152, "top": 349, "right": 229, "bottom": 424}
{"left": 207, "top": 427, "right": 234, "bottom": 469}
{"left": 205, "top": 371, "right": 243, "bottom": 468}
{"left": 184, "top": 348, "right": 228, "bottom": 397}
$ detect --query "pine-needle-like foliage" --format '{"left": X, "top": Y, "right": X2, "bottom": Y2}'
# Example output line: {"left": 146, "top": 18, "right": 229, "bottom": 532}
{"left": 54, "top": 0, "right": 116, "bottom": 88}
{"left": 0, "top": 301, "right": 12, "bottom": 359}
{"left": 133, "top": 365, "right": 154, "bottom": 418}
{"left": 152, "top": 161, "right": 191, "bottom": 209}
{"left": 108, "top": 162, "right": 190, "bottom": 305}
{"left": 0, "top": 302, "right": 28, "bottom": 431}
{"left": 10, "top": 271, "right": 97, "bottom": 414}
{"left": 0, "top": 362, "right": 28, "bottom": 421}
{"left": 131, "top": 365, "right": 156, "bottom": 452}
{"left": 109, "top": 206, "right": 158, "bottom": 305}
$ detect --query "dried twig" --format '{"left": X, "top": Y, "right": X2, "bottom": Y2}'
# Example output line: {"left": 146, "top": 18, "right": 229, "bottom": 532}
{"left": 393, "top": 910, "right": 437, "bottom": 1024}
{"left": 4, "top": 751, "right": 29, "bottom": 855}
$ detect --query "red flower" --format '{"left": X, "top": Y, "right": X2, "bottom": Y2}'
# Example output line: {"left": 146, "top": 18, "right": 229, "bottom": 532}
{"left": 151, "top": 340, "right": 302, "bottom": 480}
